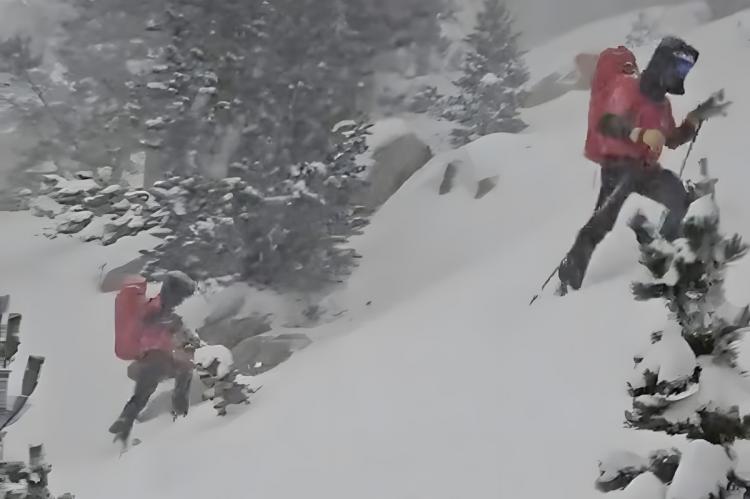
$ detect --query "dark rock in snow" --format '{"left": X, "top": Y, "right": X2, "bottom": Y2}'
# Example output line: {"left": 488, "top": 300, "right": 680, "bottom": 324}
{"left": 439, "top": 161, "right": 458, "bottom": 195}
{"left": 360, "top": 133, "right": 432, "bottom": 208}
{"left": 475, "top": 175, "right": 499, "bottom": 199}
{"left": 197, "top": 314, "right": 272, "bottom": 350}
{"left": 231, "top": 333, "right": 312, "bottom": 375}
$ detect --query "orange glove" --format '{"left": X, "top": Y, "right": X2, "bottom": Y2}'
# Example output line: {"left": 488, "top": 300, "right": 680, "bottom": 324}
{"left": 629, "top": 127, "right": 665, "bottom": 158}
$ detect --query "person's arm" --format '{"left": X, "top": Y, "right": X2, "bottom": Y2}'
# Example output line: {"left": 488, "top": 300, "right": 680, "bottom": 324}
{"left": 596, "top": 82, "right": 669, "bottom": 156}
{"left": 665, "top": 100, "right": 699, "bottom": 149}
{"left": 665, "top": 119, "right": 698, "bottom": 149}
{"left": 597, "top": 105, "right": 667, "bottom": 154}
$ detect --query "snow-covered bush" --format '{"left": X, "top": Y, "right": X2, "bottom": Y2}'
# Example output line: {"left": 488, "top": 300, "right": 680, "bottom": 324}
{"left": 598, "top": 165, "right": 750, "bottom": 498}
{"left": 193, "top": 345, "right": 260, "bottom": 416}
{"left": 595, "top": 448, "right": 681, "bottom": 492}
{"left": 0, "top": 444, "right": 75, "bottom": 498}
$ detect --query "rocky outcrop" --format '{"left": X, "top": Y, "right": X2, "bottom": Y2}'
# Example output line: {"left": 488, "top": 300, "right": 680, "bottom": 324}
{"left": 361, "top": 133, "right": 432, "bottom": 208}
{"left": 231, "top": 333, "right": 312, "bottom": 375}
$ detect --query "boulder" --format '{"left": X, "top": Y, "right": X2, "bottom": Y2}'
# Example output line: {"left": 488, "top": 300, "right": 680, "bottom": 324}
{"left": 475, "top": 176, "right": 499, "bottom": 199}
{"left": 231, "top": 333, "right": 312, "bottom": 375}
{"left": 197, "top": 313, "right": 272, "bottom": 350}
{"left": 56, "top": 210, "right": 93, "bottom": 234}
{"left": 439, "top": 161, "right": 458, "bottom": 195}
{"left": 361, "top": 132, "right": 432, "bottom": 208}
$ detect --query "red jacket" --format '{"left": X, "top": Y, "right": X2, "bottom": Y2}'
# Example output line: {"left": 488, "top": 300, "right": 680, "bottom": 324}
{"left": 585, "top": 76, "right": 678, "bottom": 165}
{"left": 139, "top": 296, "right": 177, "bottom": 355}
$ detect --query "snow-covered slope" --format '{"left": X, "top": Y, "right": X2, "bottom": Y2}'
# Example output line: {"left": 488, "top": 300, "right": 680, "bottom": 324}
{"left": 4, "top": 6, "right": 750, "bottom": 499}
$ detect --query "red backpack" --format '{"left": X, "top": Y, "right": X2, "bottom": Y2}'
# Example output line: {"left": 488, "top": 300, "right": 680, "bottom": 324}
{"left": 584, "top": 46, "right": 639, "bottom": 163}
{"left": 114, "top": 276, "right": 148, "bottom": 361}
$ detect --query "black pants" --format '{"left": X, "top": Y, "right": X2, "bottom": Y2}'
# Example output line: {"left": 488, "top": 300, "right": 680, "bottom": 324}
{"left": 558, "top": 160, "right": 689, "bottom": 290}
{"left": 118, "top": 350, "right": 192, "bottom": 424}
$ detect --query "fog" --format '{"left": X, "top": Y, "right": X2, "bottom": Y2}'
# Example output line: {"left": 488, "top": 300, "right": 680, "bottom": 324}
{"left": 0, "top": 0, "right": 693, "bottom": 49}
{"left": 469, "top": 0, "right": 691, "bottom": 46}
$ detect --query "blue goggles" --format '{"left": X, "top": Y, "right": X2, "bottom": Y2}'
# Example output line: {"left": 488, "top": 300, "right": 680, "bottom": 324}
{"left": 673, "top": 53, "right": 695, "bottom": 78}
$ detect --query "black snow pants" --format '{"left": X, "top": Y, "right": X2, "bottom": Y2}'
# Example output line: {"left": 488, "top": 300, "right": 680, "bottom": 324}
{"left": 118, "top": 349, "right": 192, "bottom": 424}
{"left": 558, "top": 158, "right": 690, "bottom": 291}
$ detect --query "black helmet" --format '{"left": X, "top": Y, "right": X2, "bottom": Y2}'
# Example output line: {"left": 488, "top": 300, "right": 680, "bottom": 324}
{"left": 160, "top": 271, "right": 196, "bottom": 308}
{"left": 642, "top": 36, "right": 699, "bottom": 97}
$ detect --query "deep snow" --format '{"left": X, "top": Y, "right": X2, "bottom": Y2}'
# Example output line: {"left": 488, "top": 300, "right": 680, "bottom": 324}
{"left": 3, "top": 5, "right": 750, "bottom": 499}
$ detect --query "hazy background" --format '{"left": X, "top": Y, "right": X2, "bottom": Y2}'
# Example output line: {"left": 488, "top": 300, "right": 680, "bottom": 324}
{"left": 0, "top": 0, "right": 695, "bottom": 49}
{"left": 460, "top": 0, "right": 691, "bottom": 46}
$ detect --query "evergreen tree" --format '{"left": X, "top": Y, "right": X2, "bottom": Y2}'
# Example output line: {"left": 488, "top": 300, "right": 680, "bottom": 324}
{"left": 141, "top": 121, "right": 371, "bottom": 293}
{"left": 12, "top": 0, "right": 459, "bottom": 295}
{"left": 0, "top": 35, "right": 82, "bottom": 183}
{"left": 596, "top": 164, "right": 750, "bottom": 498}
{"left": 451, "top": 0, "right": 528, "bottom": 146}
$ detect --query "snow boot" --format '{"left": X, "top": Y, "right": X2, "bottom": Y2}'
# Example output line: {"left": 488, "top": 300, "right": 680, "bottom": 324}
{"left": 557, "top": 256, "right": 584, "bottom": 293}
{"left": 171, "top": 371, "right": 191, "bottom": 420}
{"left": 108, "top": 416, "right": 133, "bottom": 444}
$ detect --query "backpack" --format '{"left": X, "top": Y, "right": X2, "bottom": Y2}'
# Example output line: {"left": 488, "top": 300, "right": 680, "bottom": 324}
{"left": 584, "top": 46, "right": 639, "bottom": 163}
{"left": 114, "top": 276, "right": 147, "bottom": 361}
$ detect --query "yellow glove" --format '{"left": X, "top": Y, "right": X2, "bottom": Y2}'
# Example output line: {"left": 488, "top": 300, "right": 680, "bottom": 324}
{"left": 629, "top": 127, "right": 665, "bottom": 156}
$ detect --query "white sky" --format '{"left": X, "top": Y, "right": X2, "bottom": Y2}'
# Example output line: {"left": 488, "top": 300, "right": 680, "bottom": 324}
{"left": 460, "top": 0, "right": 690, "bottom": 47}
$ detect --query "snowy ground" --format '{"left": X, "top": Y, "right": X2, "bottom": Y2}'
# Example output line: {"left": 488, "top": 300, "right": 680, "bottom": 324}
{"left": 3, "top": 5, "right": 750, "bottom": 499}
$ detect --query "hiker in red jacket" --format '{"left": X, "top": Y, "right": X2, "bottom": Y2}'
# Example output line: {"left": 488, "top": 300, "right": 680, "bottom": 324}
{"left": 557, "top": 37, "right": 727, "bottom": 295}
{"left": 109, "top": 271, "right": 199, "bottom": 442}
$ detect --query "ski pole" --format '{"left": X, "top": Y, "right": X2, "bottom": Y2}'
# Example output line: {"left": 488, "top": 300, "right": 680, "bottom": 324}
{"left": 529, "top": 176, "right": 630, "bottom": 305}
{"left": 655, "top": 120, "right": 704, "bottom": 233}
{"left": 678, "top": 120, "right": 703, "bottom": 179}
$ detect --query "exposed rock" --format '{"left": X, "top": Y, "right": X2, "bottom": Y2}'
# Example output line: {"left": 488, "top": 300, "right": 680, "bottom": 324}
{"left": 439, "top": 161, "right": 458, "bottom": 195}
{"left": 197, "top": 313, "right": 272, "bottom": 350}
{"left": 56, "top": 210, "right": 93, "bottom": 234}
{"left": 74, "top": 170, "right": 95, "bottom": 180}
{"left": 475, "top": 175, "right": 499, "bottom": 199}
{"left": 360, "top": 132, "right": 432, "bottom": 208}
{"left": 231, "top": 333, "right": 312, "bottom": 375}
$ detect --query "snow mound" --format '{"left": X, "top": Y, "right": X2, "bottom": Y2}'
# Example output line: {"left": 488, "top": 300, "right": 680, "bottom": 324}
{"left": 193, "top": 345, "right": 233, "bottom": 379}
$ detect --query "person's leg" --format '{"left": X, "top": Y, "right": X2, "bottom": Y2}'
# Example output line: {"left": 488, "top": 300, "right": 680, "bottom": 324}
{"left": 110, "top": 351, "right": 171, "bottom": 438}
{"left": 172, "top": 364, "right": 192, "bottom": 418}
{"left": 558, "top": 166, "right": 634, "bottom": 291}
{"left": 636, "top": 167, "right": 690, "bottom": 241}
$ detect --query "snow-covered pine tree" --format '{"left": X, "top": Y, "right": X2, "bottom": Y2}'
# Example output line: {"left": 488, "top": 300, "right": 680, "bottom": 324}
{"left": 450, "top": 0, "right": 528, "bottom": 146}
{"left": 625, "top": 11, "right": 660, "bottom": 49}
{"left": 141, "top": 121, "right": 371, "bottom": 294}
{"left": 0, "top": 35, "right": 79, "bottom": 186}
{"left": 52, "top": 0, "right": 167, "bottom": 183}
{"left": 596, "top": 165, "right": 750, "bottom": 498}
{"left": 625, "top": 166, "right": 750, "bottom": 434}
{"left": 0, "top": 0, "right": 166, "bottom": 187}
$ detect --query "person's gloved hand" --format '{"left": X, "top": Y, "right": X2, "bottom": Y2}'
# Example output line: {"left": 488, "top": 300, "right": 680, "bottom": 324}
{"left": 629, "top": 127, "right": 666, "bottom": 157}
{"left": 686, "top": 89, "right": 732, "bottom": 126}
